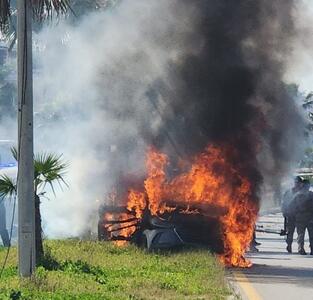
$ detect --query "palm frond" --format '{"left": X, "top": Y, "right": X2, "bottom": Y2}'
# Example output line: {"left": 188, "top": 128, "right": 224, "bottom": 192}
{"left": 0, "top": 0, "right": 70, "bottom": 31}
{"left": 0, "top": 174, "right": 17, "bottom": 199}
{"left": 34, "top": 152, "right": 68, "bottom": 194}
{"left": 32, "top": 0, "right": 71, "bottom": 21}
{"left": 0, "top": 0, "right": 10, "bottom": 32}
{"left": 11, "top": 146, "right": 18, "bottom": 161}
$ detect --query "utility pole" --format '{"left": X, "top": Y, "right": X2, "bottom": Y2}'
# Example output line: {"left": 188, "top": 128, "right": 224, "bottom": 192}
{"left": 17, "top": 0, "right": 36, "bottom": 277}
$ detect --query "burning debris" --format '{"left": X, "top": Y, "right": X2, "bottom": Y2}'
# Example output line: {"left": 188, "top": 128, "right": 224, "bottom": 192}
{"left": 92, "top": 0, "right": 305, "bottom": 268}
{"left": 99, "top": 146, "right": 258, "bottom": 267}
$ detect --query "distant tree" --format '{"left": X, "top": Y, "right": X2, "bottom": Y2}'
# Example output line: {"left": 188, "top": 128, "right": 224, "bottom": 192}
{"left": 1, "top": 0, "right": 121, "bottom": 37}
{"left": 69, "top": 0, "right": 120, "bottom": 19}
{"left": 300, "top": 92, "right": 313, "bottom": 168}
{"left": 0, "top": 149, "right": 68, "bottom": 264}
{"left": 278, "top": 84, "right": 313, "bottom": 168}
{"left": 0, "top": 1, "right": 71, "bottom": 49}
{"left": 302, "top": 92, "right": 313, "bottom": 133}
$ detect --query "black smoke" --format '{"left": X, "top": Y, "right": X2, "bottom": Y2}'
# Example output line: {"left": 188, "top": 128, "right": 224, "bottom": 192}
{"left": 143, "top": 0, "right": 304, "bottom": 200}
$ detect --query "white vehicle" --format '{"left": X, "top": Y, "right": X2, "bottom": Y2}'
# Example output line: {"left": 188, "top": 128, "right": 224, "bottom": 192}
{"left": 0, "top": 140, "right": 17, "bottom": 177}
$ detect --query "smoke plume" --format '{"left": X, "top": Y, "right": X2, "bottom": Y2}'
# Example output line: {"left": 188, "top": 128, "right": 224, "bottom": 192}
{"left": 143, "top": 0, "right": 306, "bottom": 207}
{"left": 27, "top": 0, "right": 307, "bottom": 236}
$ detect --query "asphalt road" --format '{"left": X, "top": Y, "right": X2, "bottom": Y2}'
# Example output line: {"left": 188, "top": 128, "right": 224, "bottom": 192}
{"left": 230, "top": 213, "right": 313, "bottom": 300}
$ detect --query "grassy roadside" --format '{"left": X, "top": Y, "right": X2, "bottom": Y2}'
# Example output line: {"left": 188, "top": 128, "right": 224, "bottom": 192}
{"left": 0, "top": 240, "right": 231, "bottom": 300}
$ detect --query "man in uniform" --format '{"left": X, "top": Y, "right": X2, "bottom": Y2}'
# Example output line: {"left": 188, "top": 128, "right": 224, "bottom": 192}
{"left": 281, "top": 176, "right": 303, "bottom": 253}
{"left": 290, "top": 179, "right": 313, "bottom": 255}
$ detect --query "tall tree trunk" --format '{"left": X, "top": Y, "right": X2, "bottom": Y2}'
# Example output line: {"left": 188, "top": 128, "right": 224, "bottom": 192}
{"left": 35, "top": 194, "right": 44, "bottom": 264}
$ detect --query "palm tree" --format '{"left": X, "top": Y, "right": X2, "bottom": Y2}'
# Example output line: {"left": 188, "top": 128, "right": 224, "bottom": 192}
{"left": 0, "top": 0, "right": 117, "bottom": 30}
{"left": 0, "top": 0, "right": 116, "bottom": 276}
{"left": 0, "top": 149, "right": 68, "bottom": 264}
{"left": 0, "top": 0, "right": 70, "bottom": 277}
{"left": 0, "top": 0, "right": 69, "bottom": 29}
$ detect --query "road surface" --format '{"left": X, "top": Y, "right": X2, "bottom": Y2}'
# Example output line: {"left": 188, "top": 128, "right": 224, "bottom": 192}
{"left": 230, "top": 212, "right": 313, "bottom": 300}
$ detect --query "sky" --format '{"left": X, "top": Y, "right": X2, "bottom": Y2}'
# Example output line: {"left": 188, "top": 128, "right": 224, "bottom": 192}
{"left": 285, "top": 0, "right": 313, "bottom": 93}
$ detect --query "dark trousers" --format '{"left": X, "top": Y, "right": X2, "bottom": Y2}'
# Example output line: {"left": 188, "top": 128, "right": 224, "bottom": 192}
{"left": 296, "top": 221, "right": 313, "bottom": 252}
{"left": 297, "top": 222, "right": 306, "bottom": 251}
{"left": 285, "top": 217, "right": 296, "bottom": 246}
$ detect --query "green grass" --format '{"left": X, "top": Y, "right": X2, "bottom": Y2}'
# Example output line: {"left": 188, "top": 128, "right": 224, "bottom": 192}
{"left": 0, "top": 240, "right": 231, "bottom": 300}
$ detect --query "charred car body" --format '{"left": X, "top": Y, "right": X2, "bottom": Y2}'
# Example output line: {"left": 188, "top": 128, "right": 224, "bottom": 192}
{"left": 98, "top": 203, "right": 224, "bottom": 253}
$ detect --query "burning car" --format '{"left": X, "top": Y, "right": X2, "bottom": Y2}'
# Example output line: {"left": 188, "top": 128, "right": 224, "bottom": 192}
{"left": 98, "top": 145, "right": 258, "bottom": 267}
{"left": 98, "top": 204, "right": 224, "bottom": 253}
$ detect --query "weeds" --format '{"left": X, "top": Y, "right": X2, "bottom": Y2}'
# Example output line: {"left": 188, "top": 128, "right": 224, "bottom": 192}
{"left": 0, "top": 240, "right": 231, "bottom": 300}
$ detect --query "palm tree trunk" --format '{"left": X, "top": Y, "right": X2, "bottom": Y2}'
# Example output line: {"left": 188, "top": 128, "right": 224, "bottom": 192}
{"left": 35, "top": 194, "right": 44, "bottom": 264}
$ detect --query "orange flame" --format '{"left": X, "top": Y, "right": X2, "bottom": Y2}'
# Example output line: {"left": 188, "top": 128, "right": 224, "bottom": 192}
{"left": 124, "top": 145, "right": 258, "bottom": 267}
{"left": 103, "top": 212, "right": 137, "bottom": 246}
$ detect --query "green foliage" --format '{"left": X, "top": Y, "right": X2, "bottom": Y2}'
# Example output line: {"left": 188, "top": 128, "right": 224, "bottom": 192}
{"left": 0, "top": 0, "right": 10, "bottom": 32}
{"left": 9, "top": 289, "right": 22, "bottom": 300}
{"left": 285, "top": 84, "right": 313, "bottom": 168}
{"left": 0, "top": 240, "right": 231, "bottom": 300}
{"left": 0, "top": 174, "right": 16, "bottom": 199}
{"left": 0, "top": 147, "right": 68, "bottom": 198}
{"left": 0, "top": 148, "right": 68, "bottom": 263}
{"left": 1, "top": 0, "right": 121, "bottom": 36}
{"left": 33, "top": 152, "right": 68, "bottom": 195}
{"left": 39, "top": 245, "right": 60, "bottom": 270}
{"left": 0, "top": 0, "right": 70, "bottom": 29}
{"left": 68, "top": 0, "right": 119, "bottom": 18}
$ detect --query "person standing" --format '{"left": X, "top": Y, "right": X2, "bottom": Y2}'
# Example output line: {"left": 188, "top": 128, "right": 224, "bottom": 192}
{"left": 290, "top": 179, "right": 313, "bottom": 255}
{"left": 281, "top": 176, "right": 303, "bottom": 253}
